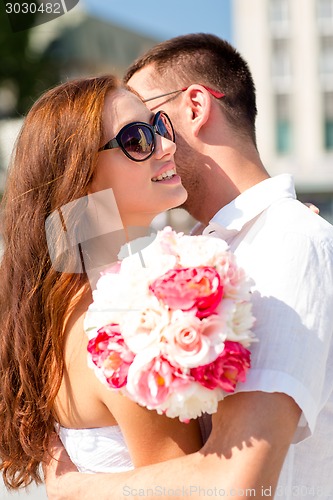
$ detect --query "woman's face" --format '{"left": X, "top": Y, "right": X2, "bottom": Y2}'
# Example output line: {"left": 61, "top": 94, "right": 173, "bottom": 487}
{"left": 91, "top": 89, "right": 187, "bottom": 227}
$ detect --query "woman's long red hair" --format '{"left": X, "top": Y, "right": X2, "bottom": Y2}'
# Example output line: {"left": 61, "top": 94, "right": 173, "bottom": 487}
{"left": 0, "top": 75, "right": 119, "bottom": 488}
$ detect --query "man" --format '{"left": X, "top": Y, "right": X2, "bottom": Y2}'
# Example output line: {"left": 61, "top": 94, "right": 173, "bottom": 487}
{"left": 45, "top": 34, "right": 333, "bottom": 499}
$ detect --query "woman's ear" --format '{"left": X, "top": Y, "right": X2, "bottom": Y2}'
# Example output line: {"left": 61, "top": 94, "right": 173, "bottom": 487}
{"left": 183, "top": 85, "right": 212, "bottom": 137}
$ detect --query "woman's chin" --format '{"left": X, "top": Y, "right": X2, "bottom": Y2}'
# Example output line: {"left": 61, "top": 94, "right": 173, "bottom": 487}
{"left": 171, "top": 186, "right": 188, "bottom": 209}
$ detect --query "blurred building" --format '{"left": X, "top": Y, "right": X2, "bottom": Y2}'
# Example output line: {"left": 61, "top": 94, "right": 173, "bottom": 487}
{"left": 233, "top": 0, "right": 333, "bottom": 221}
{"left": 36, "top": 10, "right": 159, "bottom": 80}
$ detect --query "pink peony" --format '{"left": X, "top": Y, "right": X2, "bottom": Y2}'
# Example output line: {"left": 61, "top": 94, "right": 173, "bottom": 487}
{"left": 127, "top": 354, "right": 177, "bottom": 407}
{"left": 190, "top": 341, "right": 251, "bottom": 392}
{"left": 87, "top": 324, "right": 134, "bottom": 389}
{"left": 149, "top": 266, "right": 223, "bottom": 318}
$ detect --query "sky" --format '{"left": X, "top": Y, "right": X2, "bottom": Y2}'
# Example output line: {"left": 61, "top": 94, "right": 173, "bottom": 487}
{"left": 80, "top": 0, "right": 232, "bottom": 42}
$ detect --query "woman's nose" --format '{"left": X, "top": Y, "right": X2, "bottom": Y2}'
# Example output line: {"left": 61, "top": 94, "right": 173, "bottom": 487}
{"left": 154, "top": 133, "right": 176, "bottom": 159}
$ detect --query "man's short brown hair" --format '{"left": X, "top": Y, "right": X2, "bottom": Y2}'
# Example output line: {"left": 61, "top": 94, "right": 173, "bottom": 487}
{"left": 124, "top": 33, "right": 257, "bottom": 145}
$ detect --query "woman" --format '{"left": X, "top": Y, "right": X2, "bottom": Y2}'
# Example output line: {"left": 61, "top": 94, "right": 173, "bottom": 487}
{"left": 0, "top": 75, "right": 202, "bottom": 489}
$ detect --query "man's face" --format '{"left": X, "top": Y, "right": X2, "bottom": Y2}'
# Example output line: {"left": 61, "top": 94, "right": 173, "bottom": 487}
{"left": 128, "top": 65, "right": 202, "bottom": 213}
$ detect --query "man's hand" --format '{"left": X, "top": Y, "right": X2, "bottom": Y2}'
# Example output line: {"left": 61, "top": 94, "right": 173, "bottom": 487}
{"left": 43, "top": 433, "right": 78, "bottom": 500}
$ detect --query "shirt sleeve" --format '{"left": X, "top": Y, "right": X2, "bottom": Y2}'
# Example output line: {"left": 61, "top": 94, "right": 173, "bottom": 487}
{"left": 233, "top": 223, "right": 333, "bottom": 443}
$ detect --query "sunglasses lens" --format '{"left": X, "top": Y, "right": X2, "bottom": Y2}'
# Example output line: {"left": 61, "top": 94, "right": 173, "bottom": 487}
{"left": 120, "top": 125, "right": 154, "bottom": 160}
{"left": 156, "top": 113, "right": 174, "bottom": 142}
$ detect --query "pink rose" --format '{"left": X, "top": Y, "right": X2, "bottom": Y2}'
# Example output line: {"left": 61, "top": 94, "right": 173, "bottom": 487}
{"left": 87, "top": 324, "right": 134, "bottom": 389}
{"left": 164, "top": 312, "right": 226, "bottom": 368}
{"left": 149, "top": 266, "right": 223, "bottom": 318}
{"left": 127, "top": 354, "right": 176, "bottom": 407}
{"left": 190, "top": 341, "right": 251, "bottom": 392}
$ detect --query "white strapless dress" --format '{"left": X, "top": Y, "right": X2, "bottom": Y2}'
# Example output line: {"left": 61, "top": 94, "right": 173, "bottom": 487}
{"left": 58, "top": 415, "right": 211, "bottom": 474}
{"left": 58, "top": 425, "right": 134, "bottom": 473}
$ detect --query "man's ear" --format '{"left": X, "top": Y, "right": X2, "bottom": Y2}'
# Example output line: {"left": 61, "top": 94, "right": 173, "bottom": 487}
{"left": 183, "top": 85, "right": 212, "bottom": 137}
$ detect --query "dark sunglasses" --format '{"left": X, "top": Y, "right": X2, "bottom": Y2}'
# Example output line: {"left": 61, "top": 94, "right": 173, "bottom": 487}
{"left": 98, "top": 110, "right": 175, "bottom": 162}
{"left": 143, "top": 85, "right": 225, "bottom": 103}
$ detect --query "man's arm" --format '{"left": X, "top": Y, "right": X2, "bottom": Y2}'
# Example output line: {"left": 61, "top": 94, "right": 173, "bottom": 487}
{"left": 44, "top": 390, "right": 301, "bottom": 500}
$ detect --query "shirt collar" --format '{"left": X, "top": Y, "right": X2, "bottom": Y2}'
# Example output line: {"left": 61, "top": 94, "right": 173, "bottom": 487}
{"left": 203, "top": 174, "right": 296, "bottom": 238}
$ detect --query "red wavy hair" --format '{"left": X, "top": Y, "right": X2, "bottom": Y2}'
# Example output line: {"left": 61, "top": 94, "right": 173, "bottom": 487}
{"left": 0, "top": 75, "right": 120, "bottom": 488}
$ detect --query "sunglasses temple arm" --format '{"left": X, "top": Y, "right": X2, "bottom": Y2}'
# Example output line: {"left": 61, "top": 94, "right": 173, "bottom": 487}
{"left": 143, "top": 89, "right": 186, "bottom": 103}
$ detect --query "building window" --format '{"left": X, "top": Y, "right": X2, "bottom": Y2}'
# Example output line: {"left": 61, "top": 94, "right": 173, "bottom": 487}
{"left": 275, "top": 94, "right": 292, "bottom": 154}
{"left": 317, "top": 0, "right": 333, "bottom": 22}
{"left": 319, "top": 36, "right": 333, "bottom": 76}
{"left": 323, "top": 92, "right": 333, "bottom": 149}
{"left": 317, "top": 0, "right": 333, "bottom": 34}
{"left": 271, "top": 38, "right": 292, "bottom": 92}
{"left": 269, "top": 0, "right": 289, "bottom": 24}
{"left": 269, "top": 0, "right": 290, "bottom": 34}
{"left": 272, "top": 39, "right": 291, "bottom": 79}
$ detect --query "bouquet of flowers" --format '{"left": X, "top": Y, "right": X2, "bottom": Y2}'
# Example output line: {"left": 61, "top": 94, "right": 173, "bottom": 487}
{"left": 85, "top": 227, "right": 256, "bottom": 422}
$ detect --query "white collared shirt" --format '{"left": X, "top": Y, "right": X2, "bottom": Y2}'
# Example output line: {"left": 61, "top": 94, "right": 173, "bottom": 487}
{"left": 203, "top": 175, "right": 333, "bottom": 498}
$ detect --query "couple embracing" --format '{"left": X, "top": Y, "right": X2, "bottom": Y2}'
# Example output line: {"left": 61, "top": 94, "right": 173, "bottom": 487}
{"left": 0, "top": 34, "right": 332, "bottom": 499}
